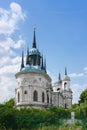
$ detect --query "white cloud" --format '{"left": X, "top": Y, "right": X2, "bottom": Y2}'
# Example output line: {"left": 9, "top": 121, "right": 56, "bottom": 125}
{"left": 84, "top": 67, "right": 87, "bottom": 70}
{"left": 83, "top": 66, "right": 87, "bottom": 74}
{"left": 0, "top": 75, "right": 16, "bottom": 103}
{"left": 0, "top": 58, "right": 20, "bottom": 102}
{"left": 71, "top": 83, "right": 87, "bottom": 103}
{"left": 0, "top": 2, "right": 26, "bottom": 103}
{"left": 10, "top": 2, "right": 25, "bottom": 20}
{"left": 69, "top": 73, "right": 84, "bottom": 78}
{"left": 14, "top": 36, "right": 25, "bottom": 49}
{"left": 0, "top": 2, "right": 25, "bottom": 35}
{"left": 0, "top": 64, "right": 19, "bottom": 75}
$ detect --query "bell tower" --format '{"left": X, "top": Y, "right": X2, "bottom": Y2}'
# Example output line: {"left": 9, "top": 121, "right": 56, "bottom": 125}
{"left": 62, "top": 67, "right": 70, "bottom": 90}
{"left": 15, "top": 27, "right": 51, "bottom": 109}
{"left": 62, "top": 67, "right": 72, "bottom": 108}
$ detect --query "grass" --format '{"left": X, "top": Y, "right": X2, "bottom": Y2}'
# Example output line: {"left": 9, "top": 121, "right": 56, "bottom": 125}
{"left": 37, "top": 121, "right": 86, "bottom": 130}
{"left": 0, "top": 120, "right": 86, "bottom": 130}
{"left": 38, "top": 125, "right": 83, "bottom": 130}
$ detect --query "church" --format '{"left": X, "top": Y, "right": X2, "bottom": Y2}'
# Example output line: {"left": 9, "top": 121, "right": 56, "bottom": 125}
{"left": 15, "top": 28, "right": 72, "bottom": 109}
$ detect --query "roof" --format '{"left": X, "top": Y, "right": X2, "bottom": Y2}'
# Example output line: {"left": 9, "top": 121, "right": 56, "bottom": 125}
{"left": 29, "top": 48, "right": 40, "bottom": 55}
{"left": 63, "top": 75, "right": 70, "bottom": 81}
{"left": 20, "top": 65, "right": 45, "bottom": 73}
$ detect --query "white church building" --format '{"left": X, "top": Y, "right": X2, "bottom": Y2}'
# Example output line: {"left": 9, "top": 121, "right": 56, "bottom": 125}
{"left": 15, "top": 28, "right": 72, "bottom": 109}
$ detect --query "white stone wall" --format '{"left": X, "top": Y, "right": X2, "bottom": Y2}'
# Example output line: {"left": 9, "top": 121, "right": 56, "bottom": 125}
{"left": 15, "top": 72, "right": 51, "bottom": 108}
{"left": 15, "top": 71, "right": 72, "bottom": 109}
{"left": 52, "top": 92, "right": 63, "bottom": 107}
{"left": 52, "top": 74, "right": 72, "bottom": 109}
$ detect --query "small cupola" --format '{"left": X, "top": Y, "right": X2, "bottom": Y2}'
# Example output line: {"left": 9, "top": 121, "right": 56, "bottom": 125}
{"left": 63, "top": 67, "right": 70, "bottom": 81}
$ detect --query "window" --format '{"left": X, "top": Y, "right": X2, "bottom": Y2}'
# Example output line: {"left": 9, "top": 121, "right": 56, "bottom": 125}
{"left": 33, "top": 58, "right": 36, "bottom": 65}
{"left": 33, "top": 90, "right": 38, "bottom": 101}
{"left": 24, "top": 90, "right": 28, "bottom": 102}
{"left": 18, "top": 92, "right": 20, "bottom": 102}
{"left": 57, "top": 88, "right": 60, "bottom": 91}
{"left": 24, "top": 90, "right": 27, "bottom": 94}
{"left": 65, "top": 103, "right": 67, "bottom": 109}
{"left": 64, "top": 82, "right": 67, "bottom": 90}
{"left": 47, "top": 93, "right": 49, "bottom": 103}
{"left": 42, "top": 92, "right": 45, "bottom": 103}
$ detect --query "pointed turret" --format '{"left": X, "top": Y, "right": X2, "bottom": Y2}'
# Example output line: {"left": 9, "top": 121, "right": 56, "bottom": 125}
{"left": 26, "top": 46, "right": 30, "bottom": 65}
{"left": 58, "top": 72, "right": 62, "bottom": 83}
{"left": 63, "top": 67, "right": 70, "bottom": 81}
{"left": 58, "top": 72, "right": 61, "bottom": 81}
{"left": 44, "top": 58, "right": 47, "bottom": 73}
{"left": 41, "top": 54, "right": 44, "bottom": 69}
{"left": 65, "top": 67, "right": 67, "bottom": 75}
{"left": 21, "top": 50, "right": 24, "bottom": 69}
{"left": 32, "top": 26, "right": 37, "bottom": 48}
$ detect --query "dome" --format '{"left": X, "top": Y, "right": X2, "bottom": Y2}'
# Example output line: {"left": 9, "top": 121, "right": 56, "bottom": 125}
{"left": 29, "top": 48, "right": 40, "bottom": 55}
{"left": 20, "top": 65, "right": 45, "bottom": 73}
{"left": 63, "top": 75, "right": 70, "bottom": 81}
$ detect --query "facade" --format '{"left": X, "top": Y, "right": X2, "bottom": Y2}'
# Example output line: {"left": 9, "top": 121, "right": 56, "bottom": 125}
{"left": 15, "top": 28, "right": 72, "bottom": 109}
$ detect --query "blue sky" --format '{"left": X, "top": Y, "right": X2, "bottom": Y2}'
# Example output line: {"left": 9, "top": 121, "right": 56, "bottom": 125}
{"left": 0, "top": 0, "right": 87, "bottom": 103}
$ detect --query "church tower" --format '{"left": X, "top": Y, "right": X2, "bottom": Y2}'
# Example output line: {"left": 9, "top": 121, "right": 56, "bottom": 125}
{"left": 62, "top": 67, "right": 72, "bottom": 108}
{"left": 15, "top": 28, "right": 52, "bottom": 109}
{"left": 15, "top": 27, "right": 72, "bottom": 109}
{"left": 62, "top": 67, "right": 70, "bottom": 90}
{"left": 52, "top": 68, "right": 72, "bottom": 108}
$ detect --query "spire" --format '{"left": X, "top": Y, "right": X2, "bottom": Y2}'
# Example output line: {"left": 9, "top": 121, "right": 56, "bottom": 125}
{"left": 44, "top": 58, "right": 47, "bottom": 73}
{"left": 41, "top": 54, "right": 44, "bottom": 69}
{"left": 26, "top": 46, "right": 30, "bottom": 65}
{"left": 58, "top": 72, "right": 61, "bottom": 81}
{"left": 32, "top": 26, "right": 37, "bottom": 48}
{"left": 65, "top": 67, "right": 67, "bottom": 75}
{"left": 21, "top": 50, "right": 24, "bottom": 68}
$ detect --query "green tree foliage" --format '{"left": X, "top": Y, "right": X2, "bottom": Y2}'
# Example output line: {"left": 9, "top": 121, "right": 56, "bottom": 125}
{"left": 0, "top": 98, "right": 87, "bottom": 130}
{"left": 79, "top": 89, "right": 87, "bottom": 103}
{"left": 0, "top": 99, "right": 71, "bottom": 130}
{"left": 71, "top": 89, "right": 87, "bottom": 128}
{"left": 0, "top": 104, "right": 17, "bottom": 130}
{"left": 5, "top": 98, "right": 15, "bottom": 107}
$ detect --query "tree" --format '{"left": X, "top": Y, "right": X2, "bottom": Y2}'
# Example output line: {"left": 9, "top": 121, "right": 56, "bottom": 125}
{"left": 0, "top": 105, "right": 17, "bottom": 130}
{"left": 5, "top": 98, "right": 15, "bottom": 107}
{"left": 79, "top": 89, "right": 87, "bottom": 104}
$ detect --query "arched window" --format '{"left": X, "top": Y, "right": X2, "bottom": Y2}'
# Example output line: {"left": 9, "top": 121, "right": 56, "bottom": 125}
{"left": 42, "top": 92, "right": 45, "bottom": 103}
{"left": 57, "top": 88, "right": 60, "bottom": 91}
{"left": 64, "top": 82, "right": 67, "bottom": 90}
{"left": 47, "top": 93, "right": 49, "bottom": 103}
{"left": 24, "top": 90, "right": 27, "bottom": 94}
{"left": 33, "top": 90, "right": 38, "bottom": 101}
{"left": 18, "top": 92, "right": 20, "bottom": 102}
{"left": 24, "top": 90, "right": 28, "bottom": 102}
{"left": 65, "top": 103, "right": 67, "bottom": 109}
